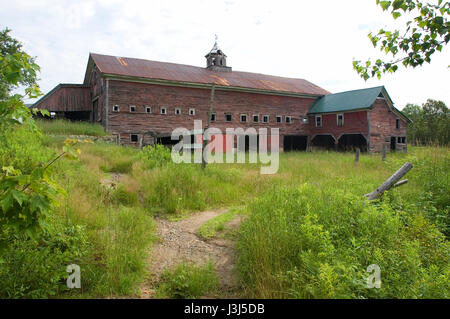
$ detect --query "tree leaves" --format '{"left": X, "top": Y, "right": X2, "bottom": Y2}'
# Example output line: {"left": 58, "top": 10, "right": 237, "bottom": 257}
{"left": 354, "top": 0, "right": 449, "bottom": 80}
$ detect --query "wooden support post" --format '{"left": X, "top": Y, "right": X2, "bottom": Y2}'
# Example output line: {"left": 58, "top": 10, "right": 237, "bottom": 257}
{"left": 202, "top": 84, "right": 215, "bottom": 170}
{"left": 354, "top": 147, "right": 360, "bottom": 163}
{"left": 365, "top": 162, "right": 413, "bottom": 200}
{"left": 381, "top": 144, "right": 387, "bottom": 161}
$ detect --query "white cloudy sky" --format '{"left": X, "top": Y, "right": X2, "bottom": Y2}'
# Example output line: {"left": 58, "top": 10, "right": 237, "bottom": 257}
{"left": 1, "top": 0, "right": 449, "bottom": 109}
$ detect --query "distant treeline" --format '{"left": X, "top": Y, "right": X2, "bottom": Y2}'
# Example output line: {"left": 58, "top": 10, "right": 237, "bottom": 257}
{"left": 402, "top": 99, "right": 449, "bottom": 146}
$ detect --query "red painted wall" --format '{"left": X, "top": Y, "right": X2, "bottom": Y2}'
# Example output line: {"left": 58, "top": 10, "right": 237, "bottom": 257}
{"left": 308, "top": 110, "right": 369, "bottom": 142}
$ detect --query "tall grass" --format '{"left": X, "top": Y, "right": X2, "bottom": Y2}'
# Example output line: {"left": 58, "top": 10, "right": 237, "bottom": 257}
{"left": 2, "top": 117, "right": 448, "bottom": 299}
{"left": 37, "top": 119, "right": 108, "bottom": 136}
{"left": 236, "top": 184, "right": 449, "bottom": 298}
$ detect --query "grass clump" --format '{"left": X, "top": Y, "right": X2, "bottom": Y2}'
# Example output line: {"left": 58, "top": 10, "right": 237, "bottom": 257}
{"left": 100, "top": 206, "right": 156, "bottom": 295}
{"left": 156, "top": 261, "right": 219, "bottom": 298}
{"left": 37, "top": 119, "right": 108, "bottom": 136}
{"left": 197, "top": 208, "right": 242, "bottom": 240}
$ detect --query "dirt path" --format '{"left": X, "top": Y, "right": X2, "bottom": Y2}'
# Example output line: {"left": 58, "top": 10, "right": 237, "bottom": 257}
{"left": 140, "top": 209, "right": 242, "bottom": 298}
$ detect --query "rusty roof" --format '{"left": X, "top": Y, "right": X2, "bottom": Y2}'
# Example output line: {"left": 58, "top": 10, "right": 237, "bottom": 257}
{"left": 89, "top": 53, "right": 330, "bottom": 96}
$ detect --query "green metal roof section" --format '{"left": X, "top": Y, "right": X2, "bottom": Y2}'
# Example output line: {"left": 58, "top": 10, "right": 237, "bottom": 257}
{"left": 308, "top": 86, "right": 384, "bottom": 114}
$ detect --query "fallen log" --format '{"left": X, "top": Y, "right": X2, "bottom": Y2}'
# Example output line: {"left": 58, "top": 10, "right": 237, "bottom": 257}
{"left": 365, "top": 162, "right": 413, "bottom": 200}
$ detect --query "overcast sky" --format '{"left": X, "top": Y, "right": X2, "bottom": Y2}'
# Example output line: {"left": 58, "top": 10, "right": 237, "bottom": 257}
{"left": 2, "top": 0, "right": 449, "bottom": 109}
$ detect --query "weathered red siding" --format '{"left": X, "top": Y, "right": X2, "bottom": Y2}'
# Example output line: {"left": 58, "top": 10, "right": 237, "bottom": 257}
{"left": 106, "top": 80, "right": 316, "bottom": 147}
{"left": 308, "top": 110, "right": 369, "bottom": 142}
{"left": 35, "top": 85, "right": 91, "bottom": 112}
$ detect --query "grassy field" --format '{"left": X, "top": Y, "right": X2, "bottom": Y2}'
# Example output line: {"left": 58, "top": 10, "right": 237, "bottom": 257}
{"left": 0, "top": 120, "right": 448, "bottom": 298}
{"left": 37, "top": 119, "right": 108, "bottom": 136}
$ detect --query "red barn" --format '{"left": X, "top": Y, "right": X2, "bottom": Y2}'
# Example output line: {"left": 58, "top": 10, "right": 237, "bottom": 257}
{"left": 33, "top": 41, "right": 410, "bottom": 152}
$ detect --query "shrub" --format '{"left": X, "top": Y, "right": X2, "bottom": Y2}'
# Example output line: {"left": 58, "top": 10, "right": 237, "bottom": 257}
{"left": 0, "top": 217, "right": 88, "bottom": 298}
{"left": 0, "top": 125, "right": 54, "bottom": 174}
{"left": 156, "top": 260, "right": 219, "bottom": 298}
{"left": 138, "top": 144, "right": 172, "bottom": 169}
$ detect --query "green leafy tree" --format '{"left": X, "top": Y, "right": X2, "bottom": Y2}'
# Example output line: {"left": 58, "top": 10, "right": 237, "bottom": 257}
{"left": 402, "top": 99, "right": 449, "bottom": 145}
{"left": 0, "top": 28, "right": 40, "bottom": 100}
{"left": 353, "top": 0, "right": 449, "bottom": 80}
{"left": 0, "top": 28, "right": 85, "bottom": 239}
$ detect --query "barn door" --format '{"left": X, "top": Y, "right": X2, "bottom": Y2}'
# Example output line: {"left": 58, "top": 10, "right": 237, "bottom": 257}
{"left": 390, "top": 136, "right": 396, "bottom": 151}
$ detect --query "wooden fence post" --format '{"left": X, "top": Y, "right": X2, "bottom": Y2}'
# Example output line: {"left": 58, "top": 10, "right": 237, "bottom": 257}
{"left": 381, "top": 144, "right": 387, "bottom": 161}
{"left": 202, "top": 84, "right": 215, "bottom": 170}
{"left": 354, "top": 147, "right": 360, "bottom": 163}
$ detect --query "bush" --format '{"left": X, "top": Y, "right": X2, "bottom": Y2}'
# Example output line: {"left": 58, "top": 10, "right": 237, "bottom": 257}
{"left": 0, "top": 125, "right": 54, "bottom": 174}
{"left": 139, "top": 144, "right": 172, "bottom": 169}
{"left": 0, "top": 217, "right": 88, "bottom": 298}
{"left": 156, "top": 261, "right": 219, "bottom": 298}
{"left": 237, "top": 184, "right": 450, "bottom": 298}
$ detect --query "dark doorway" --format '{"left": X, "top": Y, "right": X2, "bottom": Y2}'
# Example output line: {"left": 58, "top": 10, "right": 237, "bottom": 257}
{"left": 63, "top": 111, "right": 92, "bottom": 121}
{"left": 337, "top": 134, "right": 367, "bottom": 152}
{"left": 237, "top": 134, "right": 258, "bottom": 152}
{"left": 390, "top": 136, "right": 396, "bottom": 151}
{"left": 157, "top": 135, "right": 179, "bottom": 148}
{"left": 92, "top": 100, "right": 98, "bottom": 122}
{"left": 311, "top": 135, "right": 335, "bottom": 150}
{"left": 284, "top": 135, "right": 307, "bottom": 151}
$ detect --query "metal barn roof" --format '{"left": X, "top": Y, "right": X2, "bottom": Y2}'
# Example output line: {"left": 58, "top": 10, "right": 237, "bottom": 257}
{"left": 308, "top": 86, "right": 385, "bottom": 114}
{"left": 87, "top": 53, "right": 330, "bottom": 96}
{"left": 308, "top": 86, "right": 411, "bottom": 122}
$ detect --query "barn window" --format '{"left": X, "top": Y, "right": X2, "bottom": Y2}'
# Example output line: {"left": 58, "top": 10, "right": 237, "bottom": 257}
{"left": 396, "top": 118, "right": 400, "bottom": 129}
{"left": 262, "top": 115, "right": 269, "bottom": 123}
{"left": 113, "top": 105, "right": 120, "bottom": 112}
{"left": 130, "top": 134, "right": 139, "bottom": 142}
{"left": 240, "top": 114, "right": 248, "bottom": 123}
{"left": 315, "top": 115, "right": 322, "bottom": 127}
{"left": 130, "top": 105, "right": 136, "bottom": 112}
{"left": 253, "top": 114, "right": 259, "bottom": 123}
{"left": 398, "top": 136, "right": 406, "bottom": 144}
{"left": 276, "top": 116, "right": 282, "bottom": 123}
{"left": 161, "top": 107, "right": 167, "bottom": 115}
{"left": 189, "top": 108, "right": 195, "bottom": 116}
{"left": 145, "top": 106, "right": 151, "bottom": 114}
{"left": 175, "top": 108, "right": 181, "bottom": 115}
{"left": 285, "top": 116, "right": 292, "bottom": 124}
{"left": 302, "top": 116, "right": 309, "bottom": 124}
{"left": 225, "top": 113, "right": 232, "bottom": 122}
{"left": 210, "top": 112, "right": 216, "bottom": 122}
{"left": 337, "top": 114, "right": 344, "bottom": 126}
